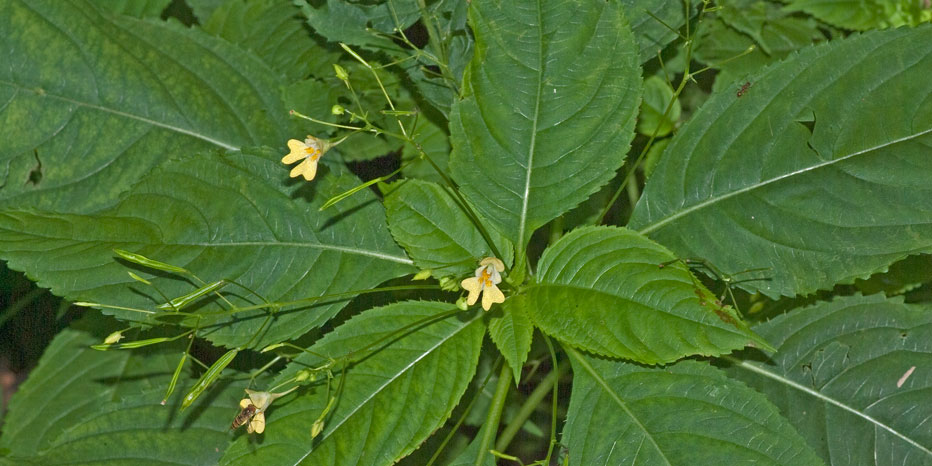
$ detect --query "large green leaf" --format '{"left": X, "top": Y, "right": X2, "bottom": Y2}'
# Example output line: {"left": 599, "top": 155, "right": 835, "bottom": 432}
{"left": 221, "top": 301, "right": 485, "bottom": 465}
{"left": 0, "top": 0, "right": 290, "bottom": 212}
{"left": 563, "top": 351, "right": 824, "bottom": 466}
{"left": 201, "top": 0, "right": 341, "bottom": 82}
{"left": 449, "top": 0, "right": 641, "bottom": 251}
{"left": 724, "top": 294, "right": 932, "bottom": 465}
{"left": 385, "top": 179, "right": 513, "bottom": 277}
{"left": 784, "top": 0, "right": 932, "bottom": 30}
{"left": 0, "top": 149, "right": 413, "bottom": 348}
{"left": 524, "top": 226, "right": 766, "bottom": 364}
{"left": 0, "top": 312, "right": 242, "bottom": 464}
{"left": 622, "top": 0, "right": 691, "bottom": 63}
{"left": 629, "top": 25, "right": 932, "bottom": 297}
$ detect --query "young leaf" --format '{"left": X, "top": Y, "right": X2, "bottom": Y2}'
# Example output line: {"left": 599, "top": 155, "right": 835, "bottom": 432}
{"left": 0, "top": 149, "right": 414, "bottom": 348}
{"left": 490, "top": 299, "right": 534, "bottom": 384}
{"left": 0, "top": 0, "right": 290, "bottom": 213}
{"left": 629, "top": 25, "right": 932, "bottom": 298}
{"left": 449, "top": 0, "right": 641, "bottom": 251}
{"left": 524, "top": 226, "right": 767, "bottom": 364}
{"left": 723, "top": 294, "right": 932, "bottom": 465}
{"left": 563, "top": 351, "right": 824, "bottom": 466}
{"left": 221, "top": 301, "right": 485, "bottom": 465}
{"left": 385, "top": 179, "right": 513, "bottom": 277}
{"left": 0, "top": 312, "right": 240, "bottom": 464}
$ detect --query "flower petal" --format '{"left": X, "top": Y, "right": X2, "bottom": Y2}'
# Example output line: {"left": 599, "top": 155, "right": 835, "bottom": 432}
{"left": 300, "top": 158, "right": 318, "bottom": 181}
{"left": 461, "top": 277, "right": 481, "bottom": 305}
{"left": 481, "top": 283, "right": 505, "bottom": 311}
{"left": 282, "top": 139, "right": 307, "bottom": 164}
{"left": 480, "top": 257, "right": 505, "bottom": 272}
{"left": 239, "top": 398, "right": 251, "bottom": 409}
{"left": 248, "top": 412, "right": 266, "bottom": 434}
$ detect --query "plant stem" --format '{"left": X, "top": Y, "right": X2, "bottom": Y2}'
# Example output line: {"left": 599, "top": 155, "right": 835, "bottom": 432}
{"left": 475, "top": 362, "right": 513, "bottom": 466}
{"left": 494, "top": 363, "right": 568, "bottom": 453}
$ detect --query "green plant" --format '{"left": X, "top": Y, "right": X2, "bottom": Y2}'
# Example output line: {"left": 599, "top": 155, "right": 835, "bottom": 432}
{"left": 0, "top": 0, "right": 930, "bottom": 465}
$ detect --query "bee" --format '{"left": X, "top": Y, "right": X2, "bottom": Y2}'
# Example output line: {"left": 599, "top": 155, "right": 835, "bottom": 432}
{"left": 737, "top": 81, "right": 752, "bottom": 98}
{"left": 231, "top": 402, "right": 258, "bottom": 431}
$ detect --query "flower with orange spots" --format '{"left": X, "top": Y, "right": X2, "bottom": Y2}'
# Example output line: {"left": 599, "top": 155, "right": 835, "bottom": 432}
{"left": 461, "top": 257, "right": 505, "bottom": 311}
{"left": 282, "top": 135, "right": 332, "bottom": 181}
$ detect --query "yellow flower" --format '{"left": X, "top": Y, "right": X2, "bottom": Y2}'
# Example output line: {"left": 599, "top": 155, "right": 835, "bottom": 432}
{"left": 282, "top": 135, "right": 331, "bottom": 181}
{"left": 233, "top": 387, "right": 296, "bottom": 434}
{"left": 461, "top": 257, "right": 506, "bottom": 311}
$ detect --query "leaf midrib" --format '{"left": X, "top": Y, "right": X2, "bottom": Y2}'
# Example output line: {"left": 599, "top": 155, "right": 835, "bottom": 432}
{"left": 516, "top": 1, "right": 545, "bottom": 249}
{"left": 568, "top": 348, "right": 672, "bottom": 466}
{"left": 291, "top": 312, "right": 482, "bottom": 465}
{"left": 0, "top": 79, "right": 240, "bottom": 151}
{"left": 637, "top": 126, "right": 932, "bottom": 236}
{"left": 726, "top": 356, "right": 932, "bottom": 458}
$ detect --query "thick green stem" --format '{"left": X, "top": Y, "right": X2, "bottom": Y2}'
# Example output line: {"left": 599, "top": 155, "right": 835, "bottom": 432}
{"left": 475, "top": 362, "right": 513, "bottom": 466}
{"left": 494, "top": 363, "right": 568, "bottom": 453}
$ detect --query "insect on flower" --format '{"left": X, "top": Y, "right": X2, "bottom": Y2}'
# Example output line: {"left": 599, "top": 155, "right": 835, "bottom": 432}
{"left": 737, "top": 81, "right": 752, "bottom": 98}
{"left": 231, "top": 402, "right": 258, "bottom": 431}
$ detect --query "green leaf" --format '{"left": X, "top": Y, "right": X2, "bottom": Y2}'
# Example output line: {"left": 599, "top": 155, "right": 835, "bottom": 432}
{"left": 295, "top": 0, "right": 420, "bottom": 50}
{"left": 622, "top": 0, "right": 691, "bottom": 63}
{"left": 0, "top": 149, "right": 413, "bottom": 348}
{"left": 221, "top": 301, "right": 485, "bottom": 465}
{"left": 0, "top": 312, "right": 242, "bottom": 464}
{"left": 784, "top": 0, "right": 932, "bottom": 30}
{"left": 563, "top": 350, "right": 824, "bottom": 466}
{"left": 637, "top": 75, "right": 680, "bottom": 137}
{"left": 201, "top": 0, "right": 341, "bottom": 82}
{"left": 490, "top": 299, "right": 534, "bottom": 384}
{"left": 524, "top": 226, "right": 767, "bottom": 364}
{"left": 449, "top": 0, "right": 641, "bottom": 251}
{"left": 385, "top": 179, "right": 513, "bottom": 277}
{"left": 89, "top": 0, "right": 171, "bottom": 18}
{"left": 694, "top": 5, "right": 827, "bottom": 91}
{"left": 0, "top": 0, "right": 290, "bottom": 212}
{"left": 629, "top": 26, "right": 932, "bottom": 297}
{"left": 723, "top": 294, "right": 932, "bottom": 465}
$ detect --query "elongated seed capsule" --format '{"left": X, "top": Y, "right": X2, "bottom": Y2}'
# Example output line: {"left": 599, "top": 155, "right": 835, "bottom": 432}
{"left": 182, "top": 349, "right": 238, "bottom": 409}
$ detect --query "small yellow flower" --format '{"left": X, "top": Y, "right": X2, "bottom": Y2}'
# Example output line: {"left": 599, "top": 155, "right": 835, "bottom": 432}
{"left": 282, "top": 135, "right": 331, "bottom": 181}
{"left": 234, "top": 387, "right": 296, "bottom": 434}
{"left": 461, "top": 257, "right": 506, "bottom": 311}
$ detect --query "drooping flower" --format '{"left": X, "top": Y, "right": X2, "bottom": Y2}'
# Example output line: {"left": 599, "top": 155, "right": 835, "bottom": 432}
{"left": 282, "top": 135, "right": 331, "bottom": 181}
{"left": 461, "top": 257, "right": 506, "bottom": 311}
{"left": 232, "top": 387, "right": 296, "bottom": 434}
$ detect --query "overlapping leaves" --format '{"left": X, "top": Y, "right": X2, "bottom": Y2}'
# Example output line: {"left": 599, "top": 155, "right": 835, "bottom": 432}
{"left": 0, "top": 150, "right": 413, "bottom": 348}
{"left": 522, "top": 226, "right": 767, "bottom": 364}
{"left": 221, "top": 301, "right": 485, "bottom": 465}
{"left": 725, "top": 294, "right": 932, "bottom": 465}
{"left": 630, "top": 25, "right": 932, "bottom": 297}
{"left": 0, "top": 0, "right": 289, "bottom": 213}
{"left": 563, "top": 352, "right": 824, "bottom": 465}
